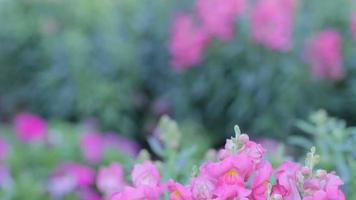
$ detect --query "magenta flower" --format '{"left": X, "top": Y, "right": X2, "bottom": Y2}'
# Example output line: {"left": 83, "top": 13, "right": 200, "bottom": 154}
{"left": 190, "top": 175, "right": 215, "bottom": 199}
{"left": 304, "top": 171, "right": 345, "bottom": 200}
{"left": 110, "top": 185, "right": 163, "bottom": 200}
{"left": 167, "top": 179, "right": 192, "bottom": 200}
{"left": 250, "top": 161, "right": 272, "bottom": 200}
{"left": 109, "top": 160, "right": 163, "bottom": 200}
{"left": 169, "top": 13, "right": 209, "bottom": 71}
{"left": 13, "top": 112, "right": 47, "bottom": 142}
{"left": 80, "top": 132, "right": 104, "bottom": 163}
{"left": 0, "top": 138, "right": 8, "bottom": 161}
{"left": 272, "top": 161, "right": 301, "bottom": 200}
{"left": 251, "top": 0, "right": 296, "bottom": 51}
{"left": 195, "top": 0, "right": 245, "bottom": 41}
{"left": 351, "top": 12, "right": 356, "bottom": 42}
{"left": 97, "top": 162, "right": 126, "bottom": 195}
{"left": 131, "top": 160, "right": 161, "bottom": 188}
{"left": 304, "top": 29, "right": 344, "bottom": 81}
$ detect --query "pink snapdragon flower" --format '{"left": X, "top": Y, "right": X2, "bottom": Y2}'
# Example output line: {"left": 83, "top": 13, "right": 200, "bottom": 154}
{"left": 167, "top": 179, "right": 192, "bottom": 200}
{"left": 97, "top": 162, "right": 126, "bottom": 195}
{"left": 0, "top": 138, "right": 8, "bottom": 161}
{"left": 169, "top": 13, "right": 209, "bottom": 71}
{"left": 131, "top": 160, "right": 161, "bottom": 187}
{"left": 13, "top": 112, "right": 47, "bottom": 142}
{"left": 195, "top": 0, "right": 245, "bottom": 40}
{"left": 303, "top": 171, "right": 345, "bottom": 200}
{"left": 251, "top": 0, "right": 297, "bottom": 51}
{"left": 250, "top": 161, "right": 272, "bottom": 200}
{"left": 109, "top": 160, "right": 163, "bottom": 200}
{"left": 200, "top": 153, "right": 253, "bottom": 199}
{"left": 351, "top": 12, "right": 356, "bottom": 41}
{"left": 272, "top": 161, "right": 301, "bottom": 200}
{"left": 190, "top": 175, "right": 215, "bottom": 199}
{"left": 238, "top": 141, "right": 265, "bottom": 165}
{"left": 80, "top": 132, "right": 104, "bottom": 163}
{"left": 304, "top": 29, "right": 344, "bottom": 81}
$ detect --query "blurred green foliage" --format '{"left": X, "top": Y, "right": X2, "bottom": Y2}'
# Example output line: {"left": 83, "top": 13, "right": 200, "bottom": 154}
{"left": 0, "top": 0, "right": 356, "bottom": 145}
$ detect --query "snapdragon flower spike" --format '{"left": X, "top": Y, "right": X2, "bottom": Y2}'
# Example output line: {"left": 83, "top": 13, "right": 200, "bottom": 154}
{"left": 109, "top": 125, "right": 345, "bottom": 200}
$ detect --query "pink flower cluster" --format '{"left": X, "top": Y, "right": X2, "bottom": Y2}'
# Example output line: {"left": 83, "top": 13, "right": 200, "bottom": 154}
{"left": 109, "top": 133, "right": 345, "bottom": 200}
{"left": 169, "top": 0, "right": 245, "bottom": 71}
{"left": 304, "top": 29, "right": 344, "bottom": 81}
{"left": 351, "top": 12, "right": 356, "bottom": 42}
{"left": 250, "top": 0, "right": 297, "bottom": 51}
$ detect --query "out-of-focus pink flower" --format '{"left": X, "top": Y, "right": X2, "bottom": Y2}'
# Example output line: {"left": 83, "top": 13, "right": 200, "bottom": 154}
{"left": 251, "top": 0, "right": 297, "bottom": 51}
{"left": 304, "top": 171, "right": 345, "bottom": 200}
{"left": 110, "top": 185, "right": 163, "bottom": 200}
{"left": 79, "top": 187, "right": 102, "bottom": 200}
{"left": 304, "top": 29, "right": 344, "bottom": 81}
{"left": 80, "top": 132, "right": 104, "bottom": 163}
{"left": 167, "top": 179, "right": 192, "bottom": 200}
{"left": 131, "top": 160, "right": 160, "bottom": 188}
{"left": 97, "top": 162, "right": 126, "bottom": 195}
{"left": 351, "top": 12, "right": 356, "bottom": 41}
{"left": 272, "top": 161, "right": 301, "bottom": 200}
{"left": 195, "top": 0, "right": 245, "bottom": 41}
{"left": 104, "top": 133, "right": 140, "bottom": 157}
{"left": 13, "top": 112, "right": 47, "bottom": 142}
{"left": 169, "top": 13, "right": 209, "bottom": 71}
{"left": 250, "top": 161, "right": 272, "bottom": 200}
{"left": 0, "top": 138, "right": 8, "bottom": 161}
{"left": 49, "top": 162, "right": 95, "bottom": 194}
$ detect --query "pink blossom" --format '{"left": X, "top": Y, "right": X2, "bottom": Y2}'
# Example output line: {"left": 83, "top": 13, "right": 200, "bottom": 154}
{"left": 201, "top": 153, "right": 253, "bottom": 199}
{"left": 167, "top": 179, "right": 192, "bottom": 200}
{"left": 80, "top": 132, "right": 104, "bottom": 163}
{"left": 303, "top": 172, "right": 345, "bottom": 200}
{"left": 169, "top": 13, "right": 209, "bottom": 71}
{"left": 351, "top": 12, "right": 356, "bottom": 41}
{"left": 97, "top": 162, "right": 126, "bottom": 195}
{"left": 304, "top": 29, "right": 344, "bottom": 81}
{"left": 110, "top": 185, "right": 163, "bottom": 200}
{"left": 190, "top": 175, "right": 215, "bottom": 199}
{"left": 13, "top": 112, "right": 47, "bottom": 142}
{"left": 131, "top": 160, "right": 160, "bottom": 187}
{"left": 0, "top": 138, "right": 8, "bottom": 161}
{"left": 250, "top": 161, "right": 272, "bottom": 200}
{"left": 104, "top": 133, "right": 140, "bottom": 157}
{"left": 238, "top": 141, "right": 265, "bottom": 165}
{"left": 251, "top": 0, "right": 297, "bottom": 51}
{"left": 272, "top": 161, "right": 301, "bottom": 200}
{"left": 195, "top": 0, "right": 245, "bottom": 40}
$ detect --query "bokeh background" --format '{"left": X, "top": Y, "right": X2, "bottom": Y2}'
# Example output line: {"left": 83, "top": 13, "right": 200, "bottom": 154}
{"left": 0, "top": 0, "right": 355, "bottom": 199}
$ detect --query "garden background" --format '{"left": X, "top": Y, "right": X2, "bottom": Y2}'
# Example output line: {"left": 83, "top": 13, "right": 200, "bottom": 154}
{"left": 0, "top": 0, "right": 355, "bottom": 199}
